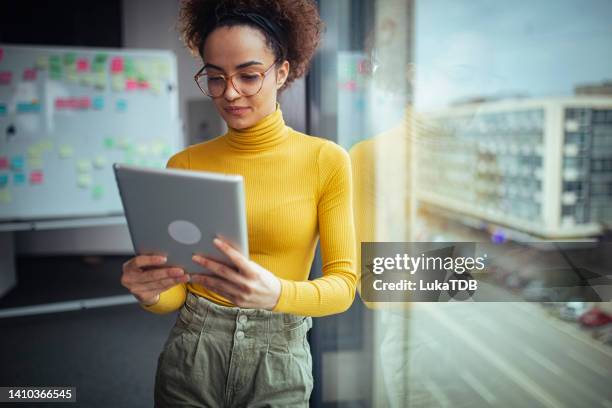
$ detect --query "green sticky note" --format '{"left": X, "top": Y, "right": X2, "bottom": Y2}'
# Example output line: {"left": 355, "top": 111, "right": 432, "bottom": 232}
{"left": 59, "top": 145, "right": 74, "bottom": 159}
{"left": 92, "top": 185, "right": 104, "bottom": 199}
{"left": 63, "top": 53, "right": 76, "bottom": 66}
{"left": 77, "top": 174, "right": 92, "bottom": 188}
{"left": 104, "top": 137, "right": 114, "bottom": 149}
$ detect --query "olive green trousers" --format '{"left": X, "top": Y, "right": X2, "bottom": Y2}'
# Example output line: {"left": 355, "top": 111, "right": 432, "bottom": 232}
{"left": 154, "top": 291, "right": 313, "bottom": 407}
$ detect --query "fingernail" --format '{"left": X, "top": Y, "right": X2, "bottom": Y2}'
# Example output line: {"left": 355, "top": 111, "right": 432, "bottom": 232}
{"left": 213, "top": 238, "right": 221, "bottom": 245}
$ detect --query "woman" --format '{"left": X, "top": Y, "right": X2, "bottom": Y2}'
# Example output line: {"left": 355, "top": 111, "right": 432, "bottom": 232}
{"left": 120, "top": 0, "right": 357, "bottom": 406}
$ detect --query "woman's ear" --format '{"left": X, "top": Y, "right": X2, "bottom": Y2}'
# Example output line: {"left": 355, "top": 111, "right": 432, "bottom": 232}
{"left": 276, "top": 60, "right": 290, "bottom": 89}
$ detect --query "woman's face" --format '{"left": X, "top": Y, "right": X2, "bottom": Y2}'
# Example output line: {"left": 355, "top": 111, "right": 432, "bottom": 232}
{"left": 202, "top": 25, "right": 289, "bottom": 129}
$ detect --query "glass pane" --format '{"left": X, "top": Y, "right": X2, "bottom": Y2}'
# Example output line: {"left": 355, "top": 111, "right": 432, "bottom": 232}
{"left": 311, "top": 0, "right": 612, "bottom": 406}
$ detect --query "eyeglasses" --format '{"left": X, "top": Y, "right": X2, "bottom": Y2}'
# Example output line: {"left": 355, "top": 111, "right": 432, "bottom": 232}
{"left": 194, "top": 59, "right": 279, "bottom": 98}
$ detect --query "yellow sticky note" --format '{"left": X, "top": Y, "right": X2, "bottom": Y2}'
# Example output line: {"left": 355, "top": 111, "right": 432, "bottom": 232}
{"left": 93, "top": 156, "right": 106, "bottom": 169}
{"left": 76, "top": 159, "right": 92, "bottom": 173}
{"left": 117, "top": 137, "right": 131, "bottom": 150}
{"left": 29, "top": 157, "right": 44, "bottom": 169}
{"left": 150, "top": 80, "right": 162, "bottom": 95}
{"left": 0, "top": 189, "right": 11, "bottom": 203}
{"left": 28, "top": 145, "right": 42, "bottom": 159}
{"left": 136, "top": 144, "right": 149, "bottom": 155}
{"left": 77, "top": 174, "right": 92, "bottom": 188}
{"left": 40, "top": 139, "right": 53, "bottom": 150}
{"left": 151, "top": 141, "right": 164, "bottom": 156}
{"left": 111, "top": 74, "right": 124, "bottom": 92}
{"left": 59, "top": 145, "right": 74, "bottom": 159}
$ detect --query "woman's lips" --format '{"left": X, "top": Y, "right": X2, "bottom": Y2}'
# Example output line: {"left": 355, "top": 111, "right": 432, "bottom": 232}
{"left": 225, "top": 106, "right": 250, "bottom": 116}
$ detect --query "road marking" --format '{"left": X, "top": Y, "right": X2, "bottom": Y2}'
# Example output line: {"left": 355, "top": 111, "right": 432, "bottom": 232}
{"left": 510, "top": 302, "right": 612, "bottom": 359}
{"left": 460, "top": 370, "right": 497, "bottom": 404}
{"left": 523, "top": 346, "right": 564, "bottom": 376}
{"left": 566, "top": 349, "right": 610, "bottom": 377}
{"left": 420, "top": 304, "right": 567, "bottom": 408}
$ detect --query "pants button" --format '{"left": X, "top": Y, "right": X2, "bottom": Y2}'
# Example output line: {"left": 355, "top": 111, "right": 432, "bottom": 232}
{"left": 236, "top": 330, "right": 245, "bottom": 339}
{"left": 238, "top": 315, "right": 248, "bottom": 324}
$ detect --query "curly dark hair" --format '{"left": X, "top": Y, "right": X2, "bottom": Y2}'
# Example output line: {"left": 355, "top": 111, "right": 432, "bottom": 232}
{"left": 177, "top": 0, "right": 324, "bottom": 93}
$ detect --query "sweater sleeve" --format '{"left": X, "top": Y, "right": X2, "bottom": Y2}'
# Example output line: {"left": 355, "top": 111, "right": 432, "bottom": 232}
{"left": 139, "top": 151, "right": 190, "bottom": 314}
{"left": 271, "top": 141, "right": 357, "bottom": 317}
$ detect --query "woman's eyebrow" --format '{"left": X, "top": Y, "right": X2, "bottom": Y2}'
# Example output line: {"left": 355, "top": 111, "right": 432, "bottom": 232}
{"left": 204, "top": 61, "right": 264, "bottom": 71}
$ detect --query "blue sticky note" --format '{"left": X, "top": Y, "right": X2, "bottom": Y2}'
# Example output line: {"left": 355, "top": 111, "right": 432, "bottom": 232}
{"left": 14, "top": 172, "right": 25, "bottom": 185}
{"left": 0, "top": 174, "right": 8, "bottom": 187}
{"left": 10, "top": 156, "right": 24, "bottom": 171}
{"left": 16, "top": 102, "right": 41, "bottom": 113}
{"left": 116, "top": 99, "right": 127, "bottom": 112}
{"left": 0, "top": 104, "right": 6, "bottom": 115}
{"left": 93, "top": 96, "right": 104, "bottom": 110}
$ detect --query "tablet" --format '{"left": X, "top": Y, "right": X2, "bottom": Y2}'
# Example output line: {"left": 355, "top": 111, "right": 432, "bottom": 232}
{"left": 113, "top": 163, "right": 249, "bottom": 275}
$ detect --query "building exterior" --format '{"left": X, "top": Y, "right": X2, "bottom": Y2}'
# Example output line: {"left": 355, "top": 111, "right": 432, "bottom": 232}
{"left": 416, "top": 97, "right": 612, "bottom": 239}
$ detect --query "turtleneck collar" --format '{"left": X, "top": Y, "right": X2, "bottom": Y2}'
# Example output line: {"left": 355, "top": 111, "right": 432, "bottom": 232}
{"left": 224, "top": 102, "right": 289, "bottom": 152}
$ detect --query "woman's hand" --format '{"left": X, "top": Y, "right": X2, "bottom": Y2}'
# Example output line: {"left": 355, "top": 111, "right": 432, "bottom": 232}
{"left": 121, "top": 254, "right": 190, "bottom": 306}
{"left": 190, "top": 237, "right": 282, "bottom": 310}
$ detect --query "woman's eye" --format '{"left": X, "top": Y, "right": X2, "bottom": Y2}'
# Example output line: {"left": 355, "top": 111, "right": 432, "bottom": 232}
{"left": 240, "top": 74, "right": 260, "bottom": 82}
{"left": 208, "top": 76, "right": 224, "bottom": 82}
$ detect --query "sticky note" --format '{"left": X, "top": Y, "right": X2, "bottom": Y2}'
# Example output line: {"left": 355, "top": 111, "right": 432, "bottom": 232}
{"left": 14, "top": 172, "right": 26, "bottom": 185}
{"left": 63, "top": 53, "right": 77, "bottom": 66}
{"left": 10, "top": 156, "right": 24, "bottom": 171}
{"left": 93, "top": 53, "right": 108, "bottom": 67}
{"left": 17, "top": 102, "right": 41, "bottom": 113}
{"left": 136, "top": 144, "right": 149, "bottom": 155}
{"left": 59, "top": 145, "right": 74, "bottom": 159}
{"left": 92, "top": 185, "right": 104, "bottom": 199}
{"left": 22, "top": 68, "right": 37, "bottom": 81}
{"left": 29, "top": 157, "right": 43, "bottom": 169}
{"left": 125, "top": 79, "right": 137, "bottom": 90}
{"left": 104, "top": 137, "right": 114, "bottom": 149}
{"left": 76, "top": 58, "right": 90, "bottom": 72}
{"left": 29, "top": 170, "right": 43, "bottom": 184}
{"left": 111, "top": 74, "right": 124, "bottom": 91}
{"left": 0, "top": 71, "right": 12, "bottom": 85}
{"left": 94, "top": 73, "right": 106, "bottom": 90}
{"left": 0, "top": 157, "right": 8, "bottom": 169}
{"left": 40, "top": 139, "right": 53, "bottom": 150}
{"left": 36, "top": 56, "right": 48, "bottom": 70}
{"left": 92, "top": 96, "right": 104, "bottom": 110}
{"left": 80, "top": 73, "right": 93, "bottom": 86}
{"left": 117, "top": 137, "right": 130, "bottom": 149}
{"left": 116, "top": 99, "right": 128, "bottom": 112}
{"left": 111, "top": 57, "right": 124, "bottom": 73}
{"left": 150, "top": 80, "right": 162, "bottom": 94}
{"left": 66, "top": 71, "right": 78, "bottom": 83}
{"left": 0, "top": 48, "right": 3, "bottom": 63}
{"left": 27, "top": 145, "right": 42, "bottom": 158}
{"left": 0, "top": 189, "right": 10, "bottom": 203}
{"left": 124, "top": 58, "right": 135, "bottom": 78}
{"left": 77, "top": 174, "right": 92, "bottom": 188}
{"left": 150, "top": 142, "right": 164, "bottom": 156}
{"left": 76, "top": 159, "right": 92, "bottom": 173}
{"left": 0, "top": 174, "right": 8, "bottom": 187}
{"left": 93, "top": 156, "right": 106, "bottom": 169}
{"left": 0, "top": 104, "right": 6, "bottom": 115}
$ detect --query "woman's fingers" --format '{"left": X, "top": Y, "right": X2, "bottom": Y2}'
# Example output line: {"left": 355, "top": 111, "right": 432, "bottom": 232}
{"left": 132, "top": 274, "right": 190, "bottom": 293}
{"left": 212, "top": 238, "right": 253, "bottom": 275}
{"left": 192, "top": 255, "right": 249, "bottom": 288}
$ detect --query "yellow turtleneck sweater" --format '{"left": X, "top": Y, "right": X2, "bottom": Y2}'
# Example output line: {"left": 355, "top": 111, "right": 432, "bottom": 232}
{"left": 140, "top": 102, "right": 357, "bottom": 317}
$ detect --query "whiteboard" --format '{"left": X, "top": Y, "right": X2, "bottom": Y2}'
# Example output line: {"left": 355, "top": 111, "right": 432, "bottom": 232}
{"left": 0, "top": 44, "right": 182, "bottom": 222}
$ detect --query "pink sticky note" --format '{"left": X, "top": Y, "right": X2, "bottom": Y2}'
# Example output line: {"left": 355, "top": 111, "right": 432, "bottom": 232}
{"left": 0, "top": 71, "right": 12, "bottom": 85}
{"left": 111, "top": 57, "right": 124, "bottom": 73}
{"left": 23, "top": 68, "right": 37, "bottom": 81}
{"left": 0, "top": 48, "right": 3, "bottom": 63}
{"left": 30, "top": 170, "right": 44, "bottom": 184}
{"left": 125, "top": 79, "right": 138, "bottom": 90}
{"left": 137, "top": 80, "right": 150, "bottom": 89}
{"left": 76, "top": 58, "right": 90, "bottom": 72}
{"left": 0, "top": 156, "right": 8, "bottom": 169}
